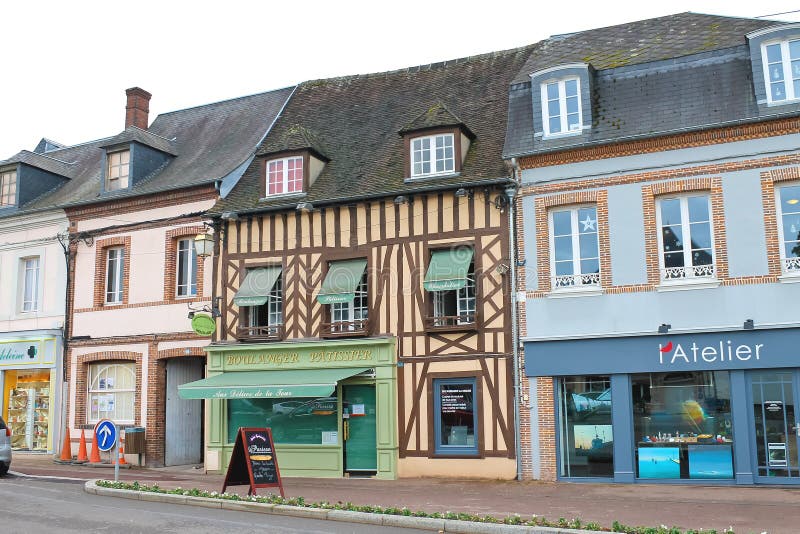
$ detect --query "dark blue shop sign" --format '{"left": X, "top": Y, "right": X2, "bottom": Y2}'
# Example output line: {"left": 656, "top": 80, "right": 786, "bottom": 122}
{"left": 525, "top": 328, "right": 800, "bottom": 377}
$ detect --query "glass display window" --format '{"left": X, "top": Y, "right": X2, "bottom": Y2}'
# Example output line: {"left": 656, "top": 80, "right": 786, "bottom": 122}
{"left": 4, "top": 370, "right": 51, "bottom": 451}
{"left": 558, "top": 376, "right": 613, "bottom": 477}
{"left": 632, "top": 371, "right": 734, "bottom": 480}
{"left": 227, "top": 396, "right": 339, "bottom": 445}
{"left": 432, "top": 378, "right": 478, "bottom": 455}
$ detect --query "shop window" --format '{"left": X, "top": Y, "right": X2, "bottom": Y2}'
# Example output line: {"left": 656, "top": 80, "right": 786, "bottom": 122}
{"left": 5, "top": 370, "right": 50, "bottom": 451}
{"left": 176, "top": 238, "right": 198, "bottom": 297}
{"left": 550, "top": 206, "right": 600, "bottom": 289}
{"left": 776, "top": 184, "right": 800, "bottom": 274}
{"left": 227, "top": 396, "right": 338, "bottom": 445}
{"left": 87, "top": 362, "right": 135, "bottom": 424}
{"left": 631, "top": 371, "right": 733, "bottom": 480}
{"left": 656, "top": 195, "right": 715, "bottom": 281}
{"left": 558, "top": 376, "right": 613, "bottom": 478}
{"left": 432, "top": 378, "right": 478, "bottom": 456}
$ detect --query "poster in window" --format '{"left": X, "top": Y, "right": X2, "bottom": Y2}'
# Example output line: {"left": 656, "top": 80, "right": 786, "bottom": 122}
{"left": 638, "top": 447, "right": 680, "bottom": 479}
{"left": 439, "top": 384, "right": 472, "bottom": 414}
{"left": 106, "top": 377, "right": 115, "bottom": 389}
{"left": 768, "top": 442, "right": 788, "bottom": 467}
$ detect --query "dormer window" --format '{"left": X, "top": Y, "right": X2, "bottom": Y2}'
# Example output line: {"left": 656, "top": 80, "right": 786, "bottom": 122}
{"left": 762, "top": 40, "right": 800, "bottom": 103}
{"left": 266, "top": 156, "right": 303, "bottom": 196}
{"left": 106, "top": 150, "right": 130, "bottom": 191}
{"left": 0, "top": 168, "right": 17, "bottom": 207}
{"left": 541, "top": 77, "right": 582, "bottom": 136}
{"left": 411, "top": 133, "right": 455, "bottom": 177}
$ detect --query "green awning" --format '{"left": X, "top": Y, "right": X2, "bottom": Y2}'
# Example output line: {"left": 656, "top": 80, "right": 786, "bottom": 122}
{"left": 423, "top": 248, "right": 474, "bottom": 291}
{"left": 233, "top": 266, "right": 282, "bottom": 306}
{"left": 178, "top": 367, "right": 371, "bottom": 399}
{"left": 316, "top": 259, "right": 367, "bottom": 304}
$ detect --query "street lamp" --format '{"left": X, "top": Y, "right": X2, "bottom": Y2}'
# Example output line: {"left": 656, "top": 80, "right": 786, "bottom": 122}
{"left": 194, "top": 232, "right": 213, "bottom": 259}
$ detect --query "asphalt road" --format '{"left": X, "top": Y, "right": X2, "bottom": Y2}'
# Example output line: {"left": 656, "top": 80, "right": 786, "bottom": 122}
{"left": 0, "top": 474, "right": 424, "bottom": 534}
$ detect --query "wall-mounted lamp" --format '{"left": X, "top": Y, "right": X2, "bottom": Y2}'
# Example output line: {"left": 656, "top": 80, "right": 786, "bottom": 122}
{"left": 393, "top": 195, "right": 410, "bottom": 205}
{"left": 221, "top": 211, "right": 239, "bottom": 221}
{"left": 743, "top": 319, "right": 755, "bottom": 330}
{"left": 454, "top": 187, "right": 469, "bottom": 198}
{"left": 658, "top": 323, "right": 671, "bottom": 334}
{"left": 193, "top": 232, "right": 214, "bottom": 259}
{"left": 495, "top": 262, "right": 510, "bottom": 275}
{"left": 188, "top": 296, "right": 223, "bottom": 319}
{"left": 296, "top": 202, "right": 314, "bottom": 212}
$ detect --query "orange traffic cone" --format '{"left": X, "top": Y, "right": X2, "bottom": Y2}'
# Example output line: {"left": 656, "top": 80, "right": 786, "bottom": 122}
{"left": 118, "top": 444, "right": 127, "bottom": 465}
{"left": 74, "top": 429, "right": 88, "bottom": 464}
{"left": 56, "top": 427, "right": 72, "bottom": 463}
{"left": 89, "top": 431, "right": 101, "bottom": 464}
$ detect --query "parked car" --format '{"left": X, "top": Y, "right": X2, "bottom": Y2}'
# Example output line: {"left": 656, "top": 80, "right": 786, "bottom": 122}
{"left": 0, "top": 416, "right": 11, "bottom": 476}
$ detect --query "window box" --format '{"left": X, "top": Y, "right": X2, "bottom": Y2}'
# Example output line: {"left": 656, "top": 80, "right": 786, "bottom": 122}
{"left": 236, "top": 324, "right": 284, "bottom": 342}
{"left": 321, "top": 318, "right": 371, "bottom": 338}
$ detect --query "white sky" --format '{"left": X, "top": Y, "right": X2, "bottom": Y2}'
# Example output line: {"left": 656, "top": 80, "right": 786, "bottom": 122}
{"left": 2, "top": 1, "right": 799, "bottom": 158}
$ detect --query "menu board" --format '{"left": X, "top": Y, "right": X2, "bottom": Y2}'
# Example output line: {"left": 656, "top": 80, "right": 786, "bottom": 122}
{"left": 222, "top": 427, "right": 284, "bottom": 497}
{"left": 440, "top": 385, "right": 472, "bottom": 414}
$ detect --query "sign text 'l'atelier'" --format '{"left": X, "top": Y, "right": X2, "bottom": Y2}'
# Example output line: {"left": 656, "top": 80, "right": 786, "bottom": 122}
{"left": 658, "top": 339, "right": 764, "bottom": 365}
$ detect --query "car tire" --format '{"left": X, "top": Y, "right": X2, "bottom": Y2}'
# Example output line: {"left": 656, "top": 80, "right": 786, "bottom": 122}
{"left": 0, "top": 463, "right": 8, "bottom": 476}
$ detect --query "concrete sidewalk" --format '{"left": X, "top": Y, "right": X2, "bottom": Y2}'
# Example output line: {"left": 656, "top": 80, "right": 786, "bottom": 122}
{"left": 9, "top": 453, "right": 800, "bottom": 533}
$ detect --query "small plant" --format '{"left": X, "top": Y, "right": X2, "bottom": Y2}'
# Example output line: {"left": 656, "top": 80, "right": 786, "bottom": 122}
{"left": 93, "top": 480, "right": 743, "bottom": 533}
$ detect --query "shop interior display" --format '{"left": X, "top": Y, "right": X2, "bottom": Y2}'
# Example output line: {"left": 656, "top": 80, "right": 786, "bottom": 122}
{"left": 6, "top": 378, "right": 49, "bottom": 451}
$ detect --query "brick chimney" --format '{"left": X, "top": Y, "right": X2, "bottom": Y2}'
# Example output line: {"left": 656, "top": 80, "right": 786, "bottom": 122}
{"left": 125, "top": 87, "right": 152, "bottom": 130}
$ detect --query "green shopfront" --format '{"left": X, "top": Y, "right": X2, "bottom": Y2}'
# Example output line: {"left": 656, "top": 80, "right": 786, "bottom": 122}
{"left": 181, "top": 337, "right": 397, "bottom": 479}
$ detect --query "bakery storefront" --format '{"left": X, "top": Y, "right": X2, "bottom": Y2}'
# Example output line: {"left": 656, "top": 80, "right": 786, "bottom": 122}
{"left": 0, "top": 331, "right": 62, "bottom": 453}
{"left": 181, "top": 337, "right": 397, "bottom": 479}
{"left": 526, "top": 328, "right": 800, "bottom": 485}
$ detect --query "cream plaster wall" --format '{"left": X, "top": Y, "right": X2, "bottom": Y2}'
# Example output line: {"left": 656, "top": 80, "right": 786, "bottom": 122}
{"left": 0, "top": 209, "right": 68, "bottom": 332}
{"left": 73, "top": 302, "right": 205, "bottom": 338}
{"left": 73, "top": 199, "right": 215, "bottom": 232}
{"left": 398, "top": 457, "right": 516, "bottom": 479}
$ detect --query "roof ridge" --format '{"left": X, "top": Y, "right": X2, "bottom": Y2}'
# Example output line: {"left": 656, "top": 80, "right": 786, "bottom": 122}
{"left": 301, "top": 43, "right": 538, "bottom": 86}
{"left": 16, "top": 149, "right": 76, "bottom": 165}
{"left": 154, "top": 85, "right": 296, "bottom": 118}
{"left": 125, "top": 125, "right": 176, "bottom": 143}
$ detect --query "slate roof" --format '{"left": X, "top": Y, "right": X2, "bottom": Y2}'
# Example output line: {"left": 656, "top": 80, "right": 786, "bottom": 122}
{"left": 398, "top": 102, "right": 472, "bottom": 136}
{"left": 0, "top": 86, "right": 294, "bottom": 217}
{"left": 100, "top": 126, "right": 178, "bottom": 156}
{"left": 1, "top": 150, "right": 77, "bottom": 179}
{"left": 213, "top": 45, "right": 535, "bottom": 215}
{"left": 504, "top": 12, "right": 791, "bottom": 158}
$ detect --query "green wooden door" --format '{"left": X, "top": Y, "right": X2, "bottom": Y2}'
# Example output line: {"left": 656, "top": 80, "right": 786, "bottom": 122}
{"left": 343, "top": 385, "right": 377, "bottom": 472}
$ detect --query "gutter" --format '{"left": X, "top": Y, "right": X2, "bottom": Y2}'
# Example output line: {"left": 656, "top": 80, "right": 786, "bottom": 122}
{"left": 505, "top": 160, "right": 522, "bottom": 481}
{"left": 220, "top": 177, "right": 515, "bottom": 218}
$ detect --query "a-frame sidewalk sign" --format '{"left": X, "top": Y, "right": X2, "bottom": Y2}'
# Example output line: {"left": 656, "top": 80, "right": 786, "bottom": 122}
{"left": 221, "top": 427, "right": 284, "bottom": 497}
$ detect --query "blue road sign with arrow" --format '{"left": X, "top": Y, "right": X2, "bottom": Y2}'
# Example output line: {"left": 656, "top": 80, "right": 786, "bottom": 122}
{"left": 95, "top": 419, "right": 117, "bottom": 452}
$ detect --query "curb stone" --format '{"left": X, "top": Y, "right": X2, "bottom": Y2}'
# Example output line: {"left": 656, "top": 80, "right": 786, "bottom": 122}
{"left": 83, "top": 480, "right": 598, "bottom": 533}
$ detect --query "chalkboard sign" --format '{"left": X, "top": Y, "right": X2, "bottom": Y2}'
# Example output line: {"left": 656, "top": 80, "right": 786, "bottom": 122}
{"left": 221, "top": 427, "right": 284, "bottom": 497}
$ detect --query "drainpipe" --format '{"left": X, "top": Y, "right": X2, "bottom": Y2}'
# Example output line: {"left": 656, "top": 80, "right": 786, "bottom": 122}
{"left": 505, "top": 161, "right": 522, "bottom": 481}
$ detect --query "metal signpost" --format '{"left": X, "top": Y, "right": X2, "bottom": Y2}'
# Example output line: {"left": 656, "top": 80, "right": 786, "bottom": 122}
{"left": 94, "top": 419, "right": 119, "bottom": 481}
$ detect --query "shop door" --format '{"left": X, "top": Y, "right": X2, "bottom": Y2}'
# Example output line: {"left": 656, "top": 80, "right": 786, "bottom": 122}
{"left": 165, "top": 358, "right": 204, "bottom": 466}
{"left": 342, "top": 385, "right": 377, "bottom": 474}
{"left": 748, "top": 370, "right": 800, "bottom": 483}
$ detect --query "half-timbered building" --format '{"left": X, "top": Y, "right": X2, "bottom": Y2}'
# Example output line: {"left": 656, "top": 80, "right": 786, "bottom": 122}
{"left": 188, "top": 47, "right": 534, "bottom": 479}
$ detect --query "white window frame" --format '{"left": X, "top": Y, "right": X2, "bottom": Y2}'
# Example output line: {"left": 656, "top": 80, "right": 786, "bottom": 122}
{"left": 775, "top": 184, "right": 800, "bottom": 276}
{"left": 87, "top": 362, "right": 136, "bottom": 424}
{"left": 761, "top": 39, "right": 800, "bottom": 104}
{"left": 548, "top": 205, "right": 600, "bottom": 290}
{"left": 0, "top": 168, "right": 17, "bottom": 207}
{"left": 20, "top": 256, "right": 40, "bottom": 313}
{"left": 655, "top": 194, "right": 716, "bottom": 283}
{"left": 176, "top": 238, "right": 197, "bottom": 297}
{"left": 246, "top": 273, "right": 283, "bottom": 331}
{"left": 105, "top": 246, "right": 125, "bottom": 304}
{"left": 410, "top": 133, "right": 455, "bottom": 178}
{"left": 432, "top": 260, "right": 476, "bottom": 326}
{"left": 541, "top": 77, "right": 582, "bottom": 137}
{"left": 106, "top": 150, "right": 130, "bottom": 191}
{"left": 330, "top": 272, "right": 368, "bottom": 331}
{"left": 265, "top": 156, "right": 303, "bottom": 197}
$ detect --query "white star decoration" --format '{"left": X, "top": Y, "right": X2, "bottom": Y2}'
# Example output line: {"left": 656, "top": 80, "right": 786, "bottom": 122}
{"left": 580, "top": 214, "right": 596, "bottom": 231}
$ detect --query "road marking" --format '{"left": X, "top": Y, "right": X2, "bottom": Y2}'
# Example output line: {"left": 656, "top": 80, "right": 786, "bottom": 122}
{"left": 8, "top": 470, "right": 88, "bottom": 482}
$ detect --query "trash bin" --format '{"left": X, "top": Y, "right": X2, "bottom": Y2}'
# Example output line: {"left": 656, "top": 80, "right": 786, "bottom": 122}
{"left": 124, "top": 427, "right": 145, "bottom": 454}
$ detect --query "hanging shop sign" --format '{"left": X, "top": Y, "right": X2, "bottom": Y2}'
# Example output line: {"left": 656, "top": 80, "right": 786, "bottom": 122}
{"left": 222, "top": 427, "right": 284, "bottom": 497}
{"left": 191, "top": 313, "right": 217, "bottom": 336}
